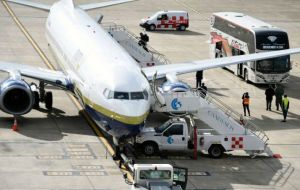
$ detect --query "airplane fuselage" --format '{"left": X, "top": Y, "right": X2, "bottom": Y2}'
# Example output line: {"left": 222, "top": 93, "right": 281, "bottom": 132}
{"left": 45, "top": 1, "right": 150, "bottom": 138}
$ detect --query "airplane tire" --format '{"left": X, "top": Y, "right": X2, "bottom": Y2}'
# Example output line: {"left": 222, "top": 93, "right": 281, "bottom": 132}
{"left": 44, "top": 91, "right": 53, "bottom": 110}
{"left": 142, "top": 142, "right": 158, "bottom": 156}
{"left": 208, "top": 144, "right": 224, "bottom": 158}
{"left": 33, "top": 91, "right": 40, "bottom": 109}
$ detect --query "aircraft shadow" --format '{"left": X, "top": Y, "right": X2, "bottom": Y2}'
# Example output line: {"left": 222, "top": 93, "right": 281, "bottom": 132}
{"left": 148, "top": 30, "right": 205, "bottom": 36}
{"left": 0, "top": 109, "right": 95, "bottom": 141}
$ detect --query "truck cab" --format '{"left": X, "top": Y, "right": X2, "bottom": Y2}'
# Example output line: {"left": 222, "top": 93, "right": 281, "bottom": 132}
{"left": 136, "top": 118, "right": 189, "bottom": 156}
{"left": 140, "top": 10, "right": 189, "bottom": 31}
{"left": 131, "top": 164, "right": 187, "bottom": 190}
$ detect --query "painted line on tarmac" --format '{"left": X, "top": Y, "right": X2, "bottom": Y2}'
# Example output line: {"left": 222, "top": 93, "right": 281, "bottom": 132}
{"left": 2, "top": 0, "right": 133, "bottom": 182}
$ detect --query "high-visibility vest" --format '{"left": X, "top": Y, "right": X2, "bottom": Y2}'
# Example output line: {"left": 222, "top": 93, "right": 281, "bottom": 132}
{"left": 243, "top": 97, "right": 250, "bottom": 105}
{"left": 283, "top": 97, "right": 289, "bottom": 109}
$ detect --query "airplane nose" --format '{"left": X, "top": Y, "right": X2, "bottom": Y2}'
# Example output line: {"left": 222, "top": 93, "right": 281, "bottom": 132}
{"left": 114, "top": 101, "right": 150, "bottom": 125}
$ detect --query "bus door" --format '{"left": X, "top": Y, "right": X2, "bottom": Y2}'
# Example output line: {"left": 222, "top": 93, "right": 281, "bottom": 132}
{"left": 232, "top": 48, "right": 245, "bottom": 76}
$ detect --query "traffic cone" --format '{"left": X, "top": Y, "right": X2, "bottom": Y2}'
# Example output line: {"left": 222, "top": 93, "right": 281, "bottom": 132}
{"left": 12, "top": 118, "right": 18, "bottom": 131}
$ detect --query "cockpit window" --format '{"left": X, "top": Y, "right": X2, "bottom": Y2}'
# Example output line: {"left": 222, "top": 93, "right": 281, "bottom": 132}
{"left": 114, "top": 92, "right": 129, "bottom": 100}
{"left": 131, "top": 92, "right": 144, "bottom": 100}
{"left": 143, "top": 90, "right": 149, "bottom": 100}
{"left": 104, "top": 89, "right": 149, "bottom": 100}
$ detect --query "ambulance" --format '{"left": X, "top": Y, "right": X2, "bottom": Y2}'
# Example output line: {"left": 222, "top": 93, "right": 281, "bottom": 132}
{"left": 140, "top": 11, "right": 189, "bottom": 31}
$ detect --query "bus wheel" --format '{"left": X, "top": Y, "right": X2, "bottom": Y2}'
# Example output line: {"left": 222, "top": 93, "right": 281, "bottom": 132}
{"left": 149, "top": 24, "right": 156, "bottom": 31}
{"left": 208, "top": 144, "right": 224, "bottom": 158}
{"left": 244, "top": 69, "right": 249, "bottom": 82}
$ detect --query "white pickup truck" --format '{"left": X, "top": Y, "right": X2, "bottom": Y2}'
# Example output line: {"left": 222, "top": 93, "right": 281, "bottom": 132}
{"left": 135, "top": 117, "right": 267, "bottom": 158}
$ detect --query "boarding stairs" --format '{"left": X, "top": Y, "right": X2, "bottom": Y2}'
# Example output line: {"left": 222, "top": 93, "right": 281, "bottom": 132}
{"left": 152, "top": 89, "right": 271, "bottom": 155}
{"left": 102, "top": 23, "right": 170, "bottom": 67}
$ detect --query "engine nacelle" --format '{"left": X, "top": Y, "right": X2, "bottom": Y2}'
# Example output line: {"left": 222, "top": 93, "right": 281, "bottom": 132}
{"left": 161, "top": 81, "right": 191, "bottom": 93}
{"left": 0, "top": 78, "right": 34, "bottom": 115}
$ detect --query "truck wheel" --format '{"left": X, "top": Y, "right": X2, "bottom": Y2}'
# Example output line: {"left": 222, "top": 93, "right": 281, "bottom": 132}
{"left": 143, "top": 142, "right": 158, "bottom": 156}
{"left": 44, "top": 91, "right": 53, "bottom": 110}
{"left": 179, "top": 25, "right": 186, "bottom": 31}
{"left": 208, "top": 145, "right": 224, "bottom": 158}
{"left": 149, "top": 24, "right": 156, "bottom": 31}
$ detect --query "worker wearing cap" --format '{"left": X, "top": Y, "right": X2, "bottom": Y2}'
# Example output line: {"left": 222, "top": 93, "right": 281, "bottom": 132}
{"left": 281, "top": 94, "right": 289, "bottom": 122}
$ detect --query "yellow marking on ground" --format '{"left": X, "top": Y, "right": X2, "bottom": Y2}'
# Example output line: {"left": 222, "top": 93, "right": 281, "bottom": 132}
{"left": 2, "top": 0, "right": 133, "bottom": 182}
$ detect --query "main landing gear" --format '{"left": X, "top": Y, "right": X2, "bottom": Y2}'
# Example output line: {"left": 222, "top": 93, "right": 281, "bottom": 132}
{"left": 31, "top": 81, "right": 53, "bottom": 110}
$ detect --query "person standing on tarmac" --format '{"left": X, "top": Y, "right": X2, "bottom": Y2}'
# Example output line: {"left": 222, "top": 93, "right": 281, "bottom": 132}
{"left": 274, "top": 84, "right": 284, "bottom": 111}
{"left": 196, "top": 70, "right": 203, "bottom": 88}
{"left": 242, "top": 92, "right": 250, "bottom": 116}
{"left": 265, "top": 85, "right": 275, "bottom": 111}
{"left": 282, "top": 94, "right": 289, "bottom": 122}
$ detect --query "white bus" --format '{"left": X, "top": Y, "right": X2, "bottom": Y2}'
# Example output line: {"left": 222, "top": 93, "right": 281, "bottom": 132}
{"left": 210, "top": 12, "right": 291, "bottom": 84}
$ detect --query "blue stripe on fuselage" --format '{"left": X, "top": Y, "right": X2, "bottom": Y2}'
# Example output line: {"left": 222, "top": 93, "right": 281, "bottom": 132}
{"left": 85, "top": 105, "right": 144, "bottom": 138}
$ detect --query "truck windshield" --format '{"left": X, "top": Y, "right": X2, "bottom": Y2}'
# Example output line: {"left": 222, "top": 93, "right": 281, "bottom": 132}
{"left": 256, "top": 56, "right": 290, "bottom": 73}
{"left": 140, "top": 170, "right": 171, "bottom": 180}
{"left": 155, "top": 120, "right": 172, "bottom": 133}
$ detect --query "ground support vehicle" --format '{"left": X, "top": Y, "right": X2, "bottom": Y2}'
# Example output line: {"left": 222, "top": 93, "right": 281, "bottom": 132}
{"left": 140, "top": 11, "right": 189, "bottom": 31}
{"left": 119, "top": 153, "right": 188, "bottom": 190}
{"left": 128, "top": 164, "right": 188, "bottom": 190}
{"left": 102, "top": 23, "right": 170, "bottom": 67}
{"left": 136, "top": 116, "right": 271, "bottom": 158}
{"left": 145, "top": 83, "right": 272, "bottom": 158}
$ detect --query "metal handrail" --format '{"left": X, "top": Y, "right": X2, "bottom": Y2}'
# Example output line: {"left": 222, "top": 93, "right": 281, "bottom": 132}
{"left": 193, "top": 89, "right": 269, "bottom": 144}
{"left": 102, "top": 23, "right": 170, "bottom": 65}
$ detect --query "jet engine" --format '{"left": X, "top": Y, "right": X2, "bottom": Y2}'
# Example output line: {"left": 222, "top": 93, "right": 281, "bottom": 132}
{"left": 0, "top": 78, "right": 34, "bottom": 115}
{"left": 160, "top": 73, "right": 191, "bottom": 93}
{"left": 161, "top": 81, "right": 190, "bottom": 93}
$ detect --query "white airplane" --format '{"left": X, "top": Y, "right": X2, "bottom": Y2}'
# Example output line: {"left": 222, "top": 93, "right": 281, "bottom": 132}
{"left": 1, "top": 0, "right": 300, "bottom": 141}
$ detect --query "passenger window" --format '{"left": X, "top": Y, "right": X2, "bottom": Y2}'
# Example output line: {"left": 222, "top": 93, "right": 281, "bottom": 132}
{"left": 157, "top": 15, "right": 162, "bottom": 20}
{"left": 164, "top": 124, "right": 183, "bottom": 136}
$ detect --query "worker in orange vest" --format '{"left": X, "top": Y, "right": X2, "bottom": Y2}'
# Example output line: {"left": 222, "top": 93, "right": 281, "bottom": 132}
{"left": 242, "top": 92, "right": 250, "bottom": 116}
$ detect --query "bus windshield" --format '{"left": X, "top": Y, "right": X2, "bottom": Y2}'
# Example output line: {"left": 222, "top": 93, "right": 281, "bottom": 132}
{"left": 256, "top": 31, "right": 289, "bottom": 50}
{"left": 256, "top": 56, "right": 290, "bottom": 73}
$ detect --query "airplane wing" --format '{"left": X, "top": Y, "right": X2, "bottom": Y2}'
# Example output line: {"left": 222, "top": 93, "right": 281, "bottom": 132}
{"left": 6, "top": 0, "right": 51, "bottom": 11}
{"left": 7, "top": 0, "right": 136, "bottom": 11}
{"left": 0, "top": 61, "right": 72, "bottom": 89}
{"left": 142, "top": 48, "right": 300, "bottom": 80}
{"left": 78, "top": 0, "right": 136, "bottom": 10}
